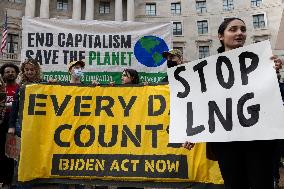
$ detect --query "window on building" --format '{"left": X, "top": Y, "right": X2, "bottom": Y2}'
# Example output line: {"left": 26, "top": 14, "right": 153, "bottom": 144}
{"left": 171, "top": 2, "right": 181, "bottom": 15}
{"left": 57, "top": 0, "right": 68, "bottom": 11}
{"left": 251, "top": 0, "right": 262, "bottom": 7}
{"left": 199, "top": 46, "right": 209, "bottom": 59}
{"left": 253, "top": 14, "right": 265, "bottom": 29}
{"left": 146, "top": 3, "right": 156, "bottom": 16}
{"left": 99, "top": 2, "right": 110, "bottom": 14}
{"left": 6, "top": 34, "right": 19, "bottom": 53}
{"left": 253, "top": 35, "right": 269, "bottom": 43}
{"left": 8, "top": 0, "right": 22, "bottom": 3}
{"left": 197, "top": 20, "right": 208, "bottom": 34}
{"left": 196, "top": 0, "right": 207, "bottom": 13}
{"left": 173, "top": 22, "right": 182, "bottom": 35}
{"left": 223, "top": 0, "right": 234, "bottom": 11}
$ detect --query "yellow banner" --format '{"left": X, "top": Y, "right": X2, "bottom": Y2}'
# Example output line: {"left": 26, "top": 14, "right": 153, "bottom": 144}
{"left": 19, "top": 84, "right": 223, "bottom": 185}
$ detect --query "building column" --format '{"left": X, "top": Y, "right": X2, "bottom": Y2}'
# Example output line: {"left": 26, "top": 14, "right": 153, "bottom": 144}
{"left": 72, "top": 0, "right": 81, "bottom": 20}
{"left": 115, "top": 0, "right": 123, "bottom": 21}
{"left": 127, "top": 0, "right": 135, "bottom": 21}
{"left": 85, "top": 0, "right": 94, "bottom": 20}
{"left": 25, "top": 0, "right": 36, "bottom": 17}
{"left": 40, "top": 0, "right": 50, "bottom": 18}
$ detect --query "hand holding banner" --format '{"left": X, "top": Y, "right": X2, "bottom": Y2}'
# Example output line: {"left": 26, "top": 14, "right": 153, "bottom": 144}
{"left": 5, "top": 133, "right": 21, "bottom": 161}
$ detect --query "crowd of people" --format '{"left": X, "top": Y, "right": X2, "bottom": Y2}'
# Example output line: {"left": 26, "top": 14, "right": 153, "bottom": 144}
{"left": 0, "top": 17, "right": 283, "bottom": 189}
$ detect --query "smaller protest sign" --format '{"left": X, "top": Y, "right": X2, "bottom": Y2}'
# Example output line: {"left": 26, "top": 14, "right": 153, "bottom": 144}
{"left": 5, "top": 133, "right": 21, "bottom": 161}
{"left": 168, "top": 40, "right": 284, "bottom": 143}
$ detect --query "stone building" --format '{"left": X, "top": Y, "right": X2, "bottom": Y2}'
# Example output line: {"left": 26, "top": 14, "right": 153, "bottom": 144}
{"left": 275, "top": 9, "right": 284, "bottom": 55}
{"left": 0, "top": 0, "right": 283, "bottom": 65}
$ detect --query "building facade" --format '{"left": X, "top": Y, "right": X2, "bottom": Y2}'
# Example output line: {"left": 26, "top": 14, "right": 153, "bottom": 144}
{"left": 0, "top": 0, "right": 283, "bottom": 65}
{"left": 275, "top": 9, "right": 284, "bottom": 56}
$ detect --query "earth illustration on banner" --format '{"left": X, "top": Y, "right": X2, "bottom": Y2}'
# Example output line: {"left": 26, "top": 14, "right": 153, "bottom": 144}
{"left": 134, "top": 36, "right": 169, "bottom": 67}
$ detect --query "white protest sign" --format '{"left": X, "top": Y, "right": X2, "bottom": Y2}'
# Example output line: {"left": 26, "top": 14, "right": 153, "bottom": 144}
{"left": 168, "top": 40, "right": 284, "bottom": 143}
{"left": 21, "top": 17, "right": 171, "bottom": 84}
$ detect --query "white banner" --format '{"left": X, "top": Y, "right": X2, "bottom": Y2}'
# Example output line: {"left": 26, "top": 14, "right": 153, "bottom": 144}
{"left": 21, "top": 17, "right": 171, "bottom": 83}
{"left": 168, "top": 41, "right": 284, "bottom": 143}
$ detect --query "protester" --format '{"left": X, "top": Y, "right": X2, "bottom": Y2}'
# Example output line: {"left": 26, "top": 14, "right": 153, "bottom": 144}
{"left": 161, "top": 49, "right": 183, "bottom": 82}
{"left": 7, "top": 59, "right": 45, "bottom": 189}
{"left": 0, "top": 63, "right": 20, "bottom": 135}
{"left": 121, "top": 68, "right": 140, "bottom": 84}
{"left": 0, "top": 63, "right": 19, "bottom": 188}
{"left": 68, "top": 60, "right": 85, "bottom": 84}
{"left": 8, "top": 59, "right": 43, "bottom": 136}
{"left": 58, "top": 60, "right": 86, "bottom": 189}
{"left": 59, "top": 60, "right": 98, "bottom": 189}
{"left": 273, "top": 73, "right": 284, "bottom": 188}
{"left": 67, "top": 59, "right": 99, "bottom": 86}
{"left": 183, "top": 17, "right": 282, "bottom": 189}
{"left": 117, "top": 68, "right": 142, "bottom": 189}
{"left": 0, "top": 63, "right": 20, "bottom": 114}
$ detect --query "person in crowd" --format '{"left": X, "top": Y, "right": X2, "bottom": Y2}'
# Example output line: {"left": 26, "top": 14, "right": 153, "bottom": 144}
{"left": 60, "top": 60, "right": 98, "bottom": 189}
{"left": 161, "top": 49, "right": 183, "bottom": 82}
{"left": 68, "top": 60, "right": 85, "bottom": 84}
{"left": 58, "top": 60, "right": 86, "bottom": 189}
{"left": 7, "top": 59, "right": 44, "bottom": 189}
{"left": 0, "top": 63, "right": 20, "bottom": 134}
{"left": 183, "top": 17, "right": 283, "bottom": 189}
{"left": 273, "top": 72, "right": 284, "bottom": 188}
{"left": 109, "top": 68, "right": 140, "bottom": 86}
{"left": 117, "top": 68, "right": 142, "bottom": 189}
{"left": 67, "top": 59, "right": 98, "bottom": 86}
{"left": 121, "top": 68, "right": 140, "bottom": 85}
{"left": 279, "top": 78, "right": 284, "bottom": 168}
{"left": 8, "top": 59, "right": 43, "bottom": 136}
{"left": 0, "top": 63, "right": 19, "bottom": 188}
{"left": 0, "top": 63, "right": 20, "bottom": 117}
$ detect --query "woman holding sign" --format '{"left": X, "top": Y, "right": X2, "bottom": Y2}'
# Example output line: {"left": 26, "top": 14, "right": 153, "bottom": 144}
{"left": 7, "top": 58, "right": 45, "bottom": 189}
{"left": 184, "top": 17, "right": 282, "bottom": 189}
{"left": 8, "top": 58, "right": 44, "bottom": 136}
{"left": 117, "top": 69, "right": 143, "bottom": 189}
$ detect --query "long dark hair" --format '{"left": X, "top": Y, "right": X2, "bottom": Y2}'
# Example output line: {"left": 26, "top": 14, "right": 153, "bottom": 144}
{"left": 217, "top": 17, "right": 245, "bottom": 53}
{"left": 123, "top": 69, "right": 140, "bottom": 84}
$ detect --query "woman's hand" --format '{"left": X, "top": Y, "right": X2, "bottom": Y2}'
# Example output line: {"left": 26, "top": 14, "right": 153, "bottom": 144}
{"left": 8, "top": 128, "right": 15, "bottom": 135}
{"left": 109, "top": 81, "right": 115, "bottom": 86}
{"left": 5, "top": 102, "right": 12, "bottom": 108}
{"left": 182, "top": 141, "right": 195, "bottom": 151}
{"left": 92, "top": 80, "right": 99, "bottom": 86}
{"left": 271, "top": 55, "right": 283, "bottom": 72}
{"left": 48, "top": 78, "right": 57, "bottom": 83}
